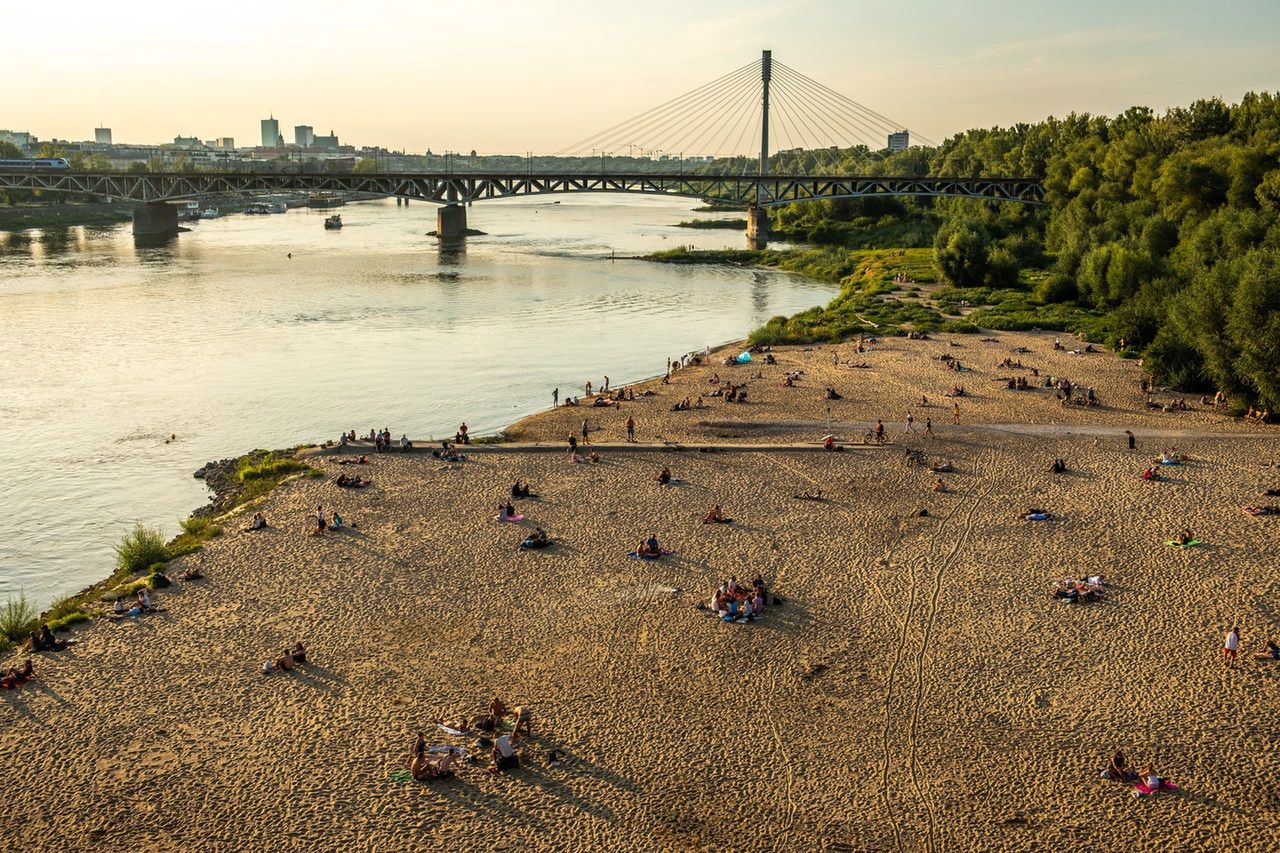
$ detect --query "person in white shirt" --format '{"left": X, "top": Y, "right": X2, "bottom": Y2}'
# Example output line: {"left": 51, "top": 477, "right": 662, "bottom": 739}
{"left": 490, "top": 734, "right": 519, "bottom": 773}
{"left": 1224, "top": 626, "right": 1240, "bottom": 664}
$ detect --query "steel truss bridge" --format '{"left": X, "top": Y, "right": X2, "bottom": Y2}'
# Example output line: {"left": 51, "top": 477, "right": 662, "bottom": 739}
{"left": 0, "top": 170, "right": 1045, "bottom": 207}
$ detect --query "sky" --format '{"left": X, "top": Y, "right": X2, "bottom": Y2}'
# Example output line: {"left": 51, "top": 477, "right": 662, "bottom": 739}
{"left": 4, "top": 0, "right": 1279, "bottom": 154}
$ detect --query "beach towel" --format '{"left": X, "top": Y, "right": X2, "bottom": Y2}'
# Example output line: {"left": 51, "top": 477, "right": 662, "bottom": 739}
{"left": 389, "top": 770, "right": 413, "bottom": 782}
{"left": 736, "top": 352, "right": 751, "bottom": 364}
{"left": 1024, "top": 513, "right": 1050, "bottom": 522}
{"left": 1133, "top": 780, "right": 1178, "bottom": 796}
{"left": 1165, "top": 540, "right": 1202, "bottom": 548}
{"left": 495, "top": 514, "right": 525, "bottom": 523}
{"left": 437, "top": 724, "right": 469, "bottom": 736}
{"left": 628, "top": 550, "right": 674, "bottom": 560}
{"left": 1159, "top": 460, "right": 1183, "bottom": 467}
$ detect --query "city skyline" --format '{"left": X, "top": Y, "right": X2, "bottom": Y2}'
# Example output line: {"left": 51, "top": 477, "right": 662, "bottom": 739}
{"left": 4, "top": 0, "right": 1280, "bottom": 153}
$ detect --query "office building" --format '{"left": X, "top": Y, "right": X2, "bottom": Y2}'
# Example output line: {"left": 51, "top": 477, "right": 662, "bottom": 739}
{"left": 95, "top": 127, "right": 112, "bottom": 144}
{"left": 260, "top": 115, "right": 280, "bottom": 148}
{"left": 888, "top": 131, "right": 910, "bottom": 152}
{"left": 294, "top": 125, "right": 314, "bottom": 147}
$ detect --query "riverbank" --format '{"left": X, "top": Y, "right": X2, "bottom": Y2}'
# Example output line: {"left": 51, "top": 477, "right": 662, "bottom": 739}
{"left": 2, "top": 327, "right": 1277, "bottom": 851}
{"left": 0, "top": 202, "right": 131, "bottom": 231}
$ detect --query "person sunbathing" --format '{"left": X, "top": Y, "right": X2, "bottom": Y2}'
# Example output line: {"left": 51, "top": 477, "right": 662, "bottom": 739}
{"left": 656, "top": 467, "right": 672, "bottom": 485}
{"left": 178, "top": 567, "right": 203, "bottom": 581}
{"left": 793, "top": 489, "right": 823, "bottom": 501}
{"left": 703, "top": 505, "right": 730, "bottom": 524}
{"left": 518, "top": 528, "right": 552, "bottom": 551}
{"left": 1242, "top": 505, "right": 1280, "bottom": 516}
{"left": 0, "top": 659, "right": 34, "bottom": 689}
{"left": 1022, "top": 508, "right": 1053, "bottom": 521}
{"left": 930, "top": 461, "right": 953, "bottom": 473}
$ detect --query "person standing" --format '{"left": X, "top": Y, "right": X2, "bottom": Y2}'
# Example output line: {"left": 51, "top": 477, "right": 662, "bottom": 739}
{"left": 552, "top": 387, "right": 559, "bottom": 409}
{"left": 952, "top": 402, "right": 960, "bottom": 424}
{"left": 603, "top": 375, "right": 610, "bottom": 393}
{"left": 585, "top": 380, "right": 592, "bottom": 397}
{"left": 626, "top": 416, "right": 636, "bottom": 443}
{"left": 1125, "top": 430, "right": 1136, "bottom": 451}
{"left": 1224, "top": 626, "right": 1240, "bottom": 665}
{"left": 905, "top": 413, "right": 916, "bottom": 433}
{"left": 581, "top": 418, "right": 590, "bottom": 444}
{"left": 924, "top": 418, "right": 933, "bottom": 437}
{"left": 567, "top": 434, "right": 577, "bottom": 458}
{"left": 313, "top": 505, "right": 327, "bottom": 537}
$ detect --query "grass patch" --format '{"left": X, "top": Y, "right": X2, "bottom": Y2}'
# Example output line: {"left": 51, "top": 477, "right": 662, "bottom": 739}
{"left": 471, "top": 433, "right": 510, "bottom": 445}
{"left": 675, "top": 218, "right": 747, "bottom": 229}
{"left": 114, "top": 524, "right": 168, "bottom": 575}
{"left": 0, "top": 592, "right": 38, "bottom": 643}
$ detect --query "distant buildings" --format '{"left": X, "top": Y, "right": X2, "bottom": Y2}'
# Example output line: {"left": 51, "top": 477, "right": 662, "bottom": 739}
{"left": 0, "top": 129, "right": 36, "bottom": 151}
{"left": 95, "top": 127, "right": 112, "bottom": 144}
{"left": 260, "top": 116, "right": 280, "bottom": 148}
{"left": 212, "top": 137, "right": 235, "bottom": 149}
{"left": 173, "top": 135, "right": 201, "bottom": 147}
{"left": 888, "top": 131, "right": 910, "bottom": 152}
{"left": 294, "top": 125, "right": 314, "bottom": 147}
{"left": 313, "top": 130, "right": 339, "bottom": 150}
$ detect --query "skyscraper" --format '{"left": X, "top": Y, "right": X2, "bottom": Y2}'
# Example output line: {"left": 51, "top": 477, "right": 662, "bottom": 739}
{"left": 294, "top": 125, "right": 314, "bottom": 147}
{"left": 261, "top": 115, "right": 280, "bottom": 148}
{"left": 95, "top": 127, "right": 112, "bottom": 144}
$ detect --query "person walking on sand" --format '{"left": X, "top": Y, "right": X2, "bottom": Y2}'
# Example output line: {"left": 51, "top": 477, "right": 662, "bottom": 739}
{"left": 603, "top": 375, "right": 609, "bottom": 393}
{"left": 552, "top": 387, "right": 559, "bottom": 409}
{"left": 626, "top": 416, "right": 636, "bottom": 443}
{"left": 924, "top": 418, "right": 933, "bottom": 437}
{"left": 905, "top": 413, "right": 916, "bottom": 433}
{"left": 952, "top": 402, "right": 960, "bottom": 424}
{"left": 313, "top": 505, "right": 327, "bottom": 536}
{"left": 581, "top": 418, "right": 590, "bottom": 444}
{"left": 1126, "top": 430, "right": 1136, "bottom": 451}
{"left": 1224, "top": 626, "right": 1240, "bottom": 665}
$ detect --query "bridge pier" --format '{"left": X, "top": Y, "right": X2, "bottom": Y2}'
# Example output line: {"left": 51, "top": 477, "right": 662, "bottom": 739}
{"left": 132, "top": 203, "right": 179, "bottom": 239}
{"left": 746, "top": 205, "right": 769, "bottom": 249}
{"left": 436, "top": 203, "right": 468, "bottom": 239}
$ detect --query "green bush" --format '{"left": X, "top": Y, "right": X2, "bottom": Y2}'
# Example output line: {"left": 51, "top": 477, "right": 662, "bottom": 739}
{"left": 0, "top": 592, "right": 38, "bottom": 642}
{"left": 47, "top": 611, "right": 90, "bottom": 632}
{"left": 115, "top": 524, "right": 168, "bottom": 574}
{"left": 237, "top": 453, "right": 307, "bottom": 483}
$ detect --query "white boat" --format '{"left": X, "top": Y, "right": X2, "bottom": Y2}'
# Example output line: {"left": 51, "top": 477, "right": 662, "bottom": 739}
{"left": 244, "top": 202, "right": 272, "bottom": 215}
{"left": 200, "top": 208, "right": 219, "bottom": 219}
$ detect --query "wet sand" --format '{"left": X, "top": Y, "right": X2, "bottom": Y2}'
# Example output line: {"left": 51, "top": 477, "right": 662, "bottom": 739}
{"left": 2, "top": 330, "right": 1278, "bottom": 852}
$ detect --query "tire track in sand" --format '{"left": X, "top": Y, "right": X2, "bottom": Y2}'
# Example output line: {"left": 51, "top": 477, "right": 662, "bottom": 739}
{"left": 902, "top": 449, "right": 997, "bottom": 853}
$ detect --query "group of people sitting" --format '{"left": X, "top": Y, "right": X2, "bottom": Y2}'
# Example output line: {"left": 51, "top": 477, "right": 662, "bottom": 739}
{"left": 702, "top": 505, "right": 732, "bottom": 524}
{"left": 708, "top": 383, "right": 747, "bottom": 402}
{"left": 311, "top": 505, "right": 344, "bottom": 535}
{"left": 244, "top": 512, "right": 268, "bottom": 532}
{"left": 634, "top": 533, "right": 667, "bottom": 559}
{"left": 904, "top": 328, "right": 928, "bottom": 339}
{"left": 510, "top": 480, "right": 535, "bottom": 498}
{"left": 1054, "top": 575, "right": 1105, "bottom": 604}
{"left": 262, "top": 641, "right": 308, "bottom": 674}
{"left": 824, "top": 387, "right": 843, "bottom": 400}
{"left": 1245, "top": 406, "right": 1272, "bottom": 423}
{"left": 1100, "top": 751, "right": 1177, "bottom": 797}
{"left": 28, "top": 623, "right": 69, "bottom": 652}
{"left": 1003, "top": 376, "right": 1031, "bottom": 390}
{"left": 454, "top": 423, "right": 470, "bottom": 444}
{"left": 670, "top": 396, "right": 706, "bottom": 411}
{"left": 497, "top": 501, "right": 522, "bottom": 521}
{"left": 1141, "top": 466, "right": 1165, "bottom": 482}
{"left": 1172, "top": 527, "right": 1196, "bottom": 546}
{"left": 944, "top": 385, "right": 966, "bottom": 397}
{"left": 111, "top": 587, "right": 162, "bottom": 618}
{"left": 709, "top": 576, "right": 771, "bottom": 622}
{"left": 335, "top": 473, "right": 371, "bottom": 488}
{"left": 1050, "top": 458, "right": 1068, "bottom": 474}
{"left": 430, "top": 441, "right": 466, "bottom": 463}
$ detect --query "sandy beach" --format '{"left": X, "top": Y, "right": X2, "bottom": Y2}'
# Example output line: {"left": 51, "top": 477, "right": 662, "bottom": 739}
{"left": 3, "top": 329, "right": 1278, "bottom": 852}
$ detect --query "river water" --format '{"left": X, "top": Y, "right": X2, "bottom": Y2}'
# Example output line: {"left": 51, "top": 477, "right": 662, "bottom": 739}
{"left": 0, "top": 196, "right": 836, "bottom": 609}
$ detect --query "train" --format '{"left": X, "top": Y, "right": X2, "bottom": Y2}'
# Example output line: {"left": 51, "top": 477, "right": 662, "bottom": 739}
{"left": 0, "top": 158, "right": 72, "bottom": 170}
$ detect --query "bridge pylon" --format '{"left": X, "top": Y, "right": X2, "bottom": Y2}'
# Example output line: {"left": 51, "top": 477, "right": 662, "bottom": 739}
{"left": 748, "top": 49, "right": 772, "bottom": 249}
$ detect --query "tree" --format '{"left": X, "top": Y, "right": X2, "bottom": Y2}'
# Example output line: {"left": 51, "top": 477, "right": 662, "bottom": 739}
{"left": 933, "top": 220, "right": 990, "bottom": 286}
{"left": 0, "top": 141, "right": 23, "bottom": 159}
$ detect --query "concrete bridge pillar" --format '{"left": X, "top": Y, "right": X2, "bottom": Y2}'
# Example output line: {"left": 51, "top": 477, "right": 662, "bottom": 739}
{"left": 436, "top": 203, "right": 467, "bottom": 238}
{"left": 746, "top": 205, "right": 769, "bottom": 249}
{"left": 132, "top": 203, "right": 179, "bottom": 238}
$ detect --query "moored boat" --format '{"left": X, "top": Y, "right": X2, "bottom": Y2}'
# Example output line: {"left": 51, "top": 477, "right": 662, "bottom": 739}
{"left": 324, "top": 214, "right": 342, "bottom": 230}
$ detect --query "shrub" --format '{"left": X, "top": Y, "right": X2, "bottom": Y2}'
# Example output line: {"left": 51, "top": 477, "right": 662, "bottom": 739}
{"left": 0, "top": 592, "right": 38, "bottom": 642}
{"left": 47, "top": 611, "right": 90, "bottom": 632}
{"left": 237, "top": 453, "right": 307, "bottom": 483}
{"left": 115, "top": 524, "right": 168, "bottom": 574}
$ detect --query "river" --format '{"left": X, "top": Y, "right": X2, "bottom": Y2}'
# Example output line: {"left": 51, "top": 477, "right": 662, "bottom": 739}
{"left": 0, "top": 195, "right": 836, "bottom": 610}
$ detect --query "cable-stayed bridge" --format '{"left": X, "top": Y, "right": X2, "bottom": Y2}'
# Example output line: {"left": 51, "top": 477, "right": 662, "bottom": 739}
{"left": 0, "top": 52, "right": 1043, "bottom": 242}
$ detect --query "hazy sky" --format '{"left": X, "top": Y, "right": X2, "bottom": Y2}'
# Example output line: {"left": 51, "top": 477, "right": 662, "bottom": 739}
{"left": 5, "top": 0, "right": 1279, "bottom": 153}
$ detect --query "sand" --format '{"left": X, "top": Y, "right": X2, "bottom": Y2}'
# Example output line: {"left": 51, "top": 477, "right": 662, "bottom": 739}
{"left": 2, "top": 329, "right": 1278, "bottom": 852}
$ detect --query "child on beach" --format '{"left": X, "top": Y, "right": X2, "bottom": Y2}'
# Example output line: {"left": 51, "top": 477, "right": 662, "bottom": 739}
{"left": 1224, "top": 627, "right": 1239, "bottom": 664}
{"left": 313, "top": 505, "right": 327, "bottom": 536}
